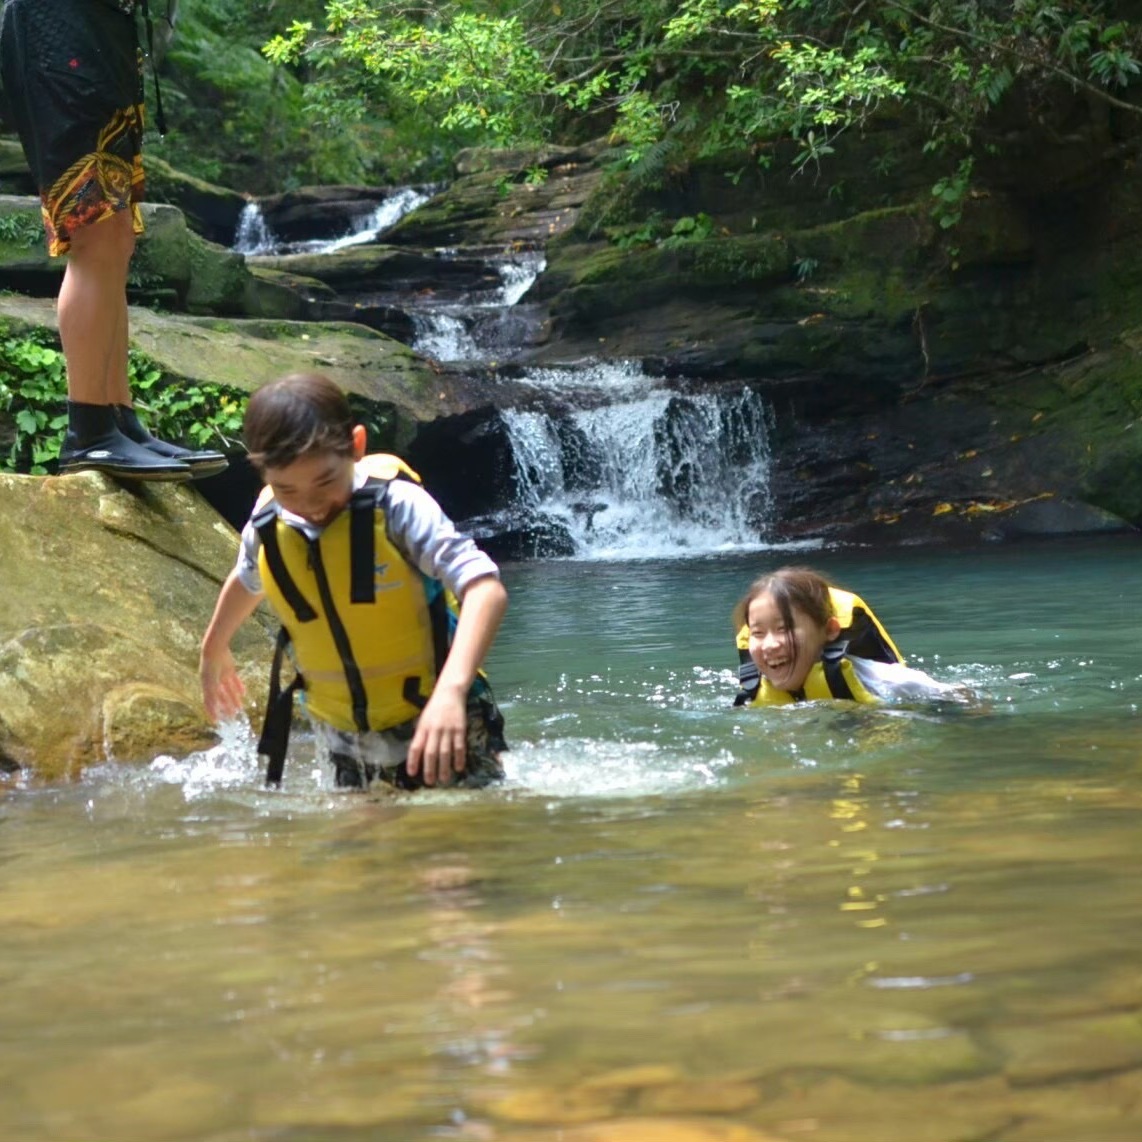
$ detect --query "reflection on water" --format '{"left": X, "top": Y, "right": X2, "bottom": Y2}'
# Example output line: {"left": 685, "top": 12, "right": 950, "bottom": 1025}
{"left": 2, "top": 540, "right": 1142, "bottom": 1141}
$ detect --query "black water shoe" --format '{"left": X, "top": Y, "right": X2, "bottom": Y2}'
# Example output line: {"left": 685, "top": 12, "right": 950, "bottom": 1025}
{"left": 57, "top": 428, "right": 193, "bottom": 481}
{"left": 115, "top": 405, "right": 230, "bottom": 479}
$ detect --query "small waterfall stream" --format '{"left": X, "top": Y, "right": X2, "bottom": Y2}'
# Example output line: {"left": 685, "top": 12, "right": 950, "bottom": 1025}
{"left": 233, "top": 185, "right": 778, "bottom": 560}
{"left": 499, "top": 362, "right": 775, "bottom": 559}
{"left": 411, "top": 249, "right": 547, "bottom": 363}
{"left": 232, "top": 187, "right": 433, "bottom": 256}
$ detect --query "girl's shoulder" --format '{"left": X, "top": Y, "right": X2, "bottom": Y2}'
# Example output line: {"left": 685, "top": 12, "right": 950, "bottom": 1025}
{"left": 848, "top": 656, "right": 974, "bottom": 704}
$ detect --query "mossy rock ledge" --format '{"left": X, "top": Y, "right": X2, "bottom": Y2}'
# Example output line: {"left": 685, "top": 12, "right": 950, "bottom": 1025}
{"left": 0, "top": 293, "right": 472, "bottom": 453}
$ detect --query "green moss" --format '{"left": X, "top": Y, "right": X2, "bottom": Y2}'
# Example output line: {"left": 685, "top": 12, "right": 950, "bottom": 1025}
{"left": 789, "top": 203, "right": 928, "bottom": 269}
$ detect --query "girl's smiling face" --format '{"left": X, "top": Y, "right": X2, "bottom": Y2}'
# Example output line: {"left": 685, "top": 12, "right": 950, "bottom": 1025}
{"left": 747, "top": 590, "right": 840, "bottom": 692}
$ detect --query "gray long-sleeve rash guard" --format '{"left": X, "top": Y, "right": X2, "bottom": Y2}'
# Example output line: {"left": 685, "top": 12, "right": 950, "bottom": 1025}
{"left": 233, "top": 467, "right": 500, "bottom": 600}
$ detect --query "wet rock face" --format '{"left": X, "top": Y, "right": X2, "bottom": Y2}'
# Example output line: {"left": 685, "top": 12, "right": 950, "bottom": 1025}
{"left": 0, "top": 472, "right": 274, "bottom": 781}
{"left": 405, "top": 408, "right": 518, "bottom": 521}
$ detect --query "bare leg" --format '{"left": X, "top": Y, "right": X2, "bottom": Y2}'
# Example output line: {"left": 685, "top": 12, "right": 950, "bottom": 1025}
{"left": 108, "top": 285, "right": 131, "bottom": 407}
{"left": 55, "top": 209, "right": 189, "bottom": 480}
{"left": 86, "top": 213, "right": 229, "bottom": 477}
{"left": 57, "top": 208, "right": 134, "bottom": 407}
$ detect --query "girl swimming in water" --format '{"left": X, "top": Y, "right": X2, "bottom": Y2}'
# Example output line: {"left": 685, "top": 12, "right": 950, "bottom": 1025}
{"left": 732, "top": 566, "right": 970, "bottom": 706}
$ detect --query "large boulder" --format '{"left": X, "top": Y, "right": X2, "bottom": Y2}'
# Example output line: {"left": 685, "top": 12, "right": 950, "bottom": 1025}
{"left": 0, "top": 135, "right": 35, "bottom": 195}
{"left": 0, "top": 195, "right": 246, "bottom": 312}
{"left": 139, "top": 154, "right": 247, "bottom": 246}
{"left": 0, "top": 195, "right": 55, "bottom": 295}
{"left": 0, "top": 472, "right": 275, "bottom": 781}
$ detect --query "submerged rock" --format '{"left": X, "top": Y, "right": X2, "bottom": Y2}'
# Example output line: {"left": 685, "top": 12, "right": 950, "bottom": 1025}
{"left": 546, "top": 1118, "right": 787, "bottom": 1142}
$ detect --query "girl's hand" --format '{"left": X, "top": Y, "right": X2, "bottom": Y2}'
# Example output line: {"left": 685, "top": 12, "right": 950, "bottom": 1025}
{"left": 406, "top": 682, "right": 467, "bottom": 786}
{"left": 200, "top": 646, "right": 246, "bottom": 723}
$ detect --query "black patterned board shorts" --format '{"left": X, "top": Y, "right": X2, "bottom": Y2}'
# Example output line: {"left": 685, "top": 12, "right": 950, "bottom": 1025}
{"left": 312, "top": 686, "right": 508, "bottom": 792}
{"left": 0, "top": 0, "right": 144, "bottom": 256}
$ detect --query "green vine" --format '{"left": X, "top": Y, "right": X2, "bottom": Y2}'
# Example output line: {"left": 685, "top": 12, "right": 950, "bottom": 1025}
{"left": 0, "top": 328, "right": 247, "bottom": 475}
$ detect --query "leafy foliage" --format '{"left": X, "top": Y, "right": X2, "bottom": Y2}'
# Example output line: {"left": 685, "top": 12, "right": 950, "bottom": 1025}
{"left": 0, "top": 213, "right": 46, "bottom": 249}
{"left": 0, "top": 329, "right": 247, "bottom": 475}
{"left": 151, "top": 0, "right": 376, "bottom": 192}
{"left": 262, "top": 0, "right": 1142, "bottom": 198}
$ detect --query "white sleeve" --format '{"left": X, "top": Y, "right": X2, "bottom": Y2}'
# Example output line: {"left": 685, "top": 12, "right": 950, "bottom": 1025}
{"left": 383, "top": 479, "right": 500, "bottom": 597}
{"left": 234, "top": 519, "right": 264, "bottom": 595}
{"left": 849, "top": 657, "right": 974, "bottom": 705}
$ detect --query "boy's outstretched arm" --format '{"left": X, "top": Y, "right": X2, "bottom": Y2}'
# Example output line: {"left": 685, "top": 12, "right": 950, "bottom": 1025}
{"left": 407, "top": 574, "right": 508, "bottom": 786}
{"left": 200, "top": 569, "right": 265, "bottom": 723}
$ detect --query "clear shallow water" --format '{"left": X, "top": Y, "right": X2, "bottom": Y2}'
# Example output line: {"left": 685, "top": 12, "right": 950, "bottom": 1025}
{"left": 3, "top": 539, "right": 1142, "bottom": 1142}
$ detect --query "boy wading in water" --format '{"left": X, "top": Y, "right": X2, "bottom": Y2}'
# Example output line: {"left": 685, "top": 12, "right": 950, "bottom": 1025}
{"left": 200, "top": 373, "right": 509, "bottom": 790}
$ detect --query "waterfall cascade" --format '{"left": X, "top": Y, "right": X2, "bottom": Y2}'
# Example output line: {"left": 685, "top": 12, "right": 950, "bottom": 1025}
{"left": 410, "top": 250, "right": 547, "bottom": 363}
{"left": 232, "top": 202, "right": 274, "bottom": 256}
{"left": 231, "top": 184, "right": 778, "bottom": 560}
{"left": 497, "top": 362, "right": 775, "bottom": 560}
{"left": 232, "top": 188, "right": 433, "bottom": 256}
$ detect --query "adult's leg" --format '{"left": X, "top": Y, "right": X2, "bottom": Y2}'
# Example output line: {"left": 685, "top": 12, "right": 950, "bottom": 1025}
{"left": 0, "top": 0, "right": 186, "bottom": 478}
{"left": 54, "top": 208, "right": 190, "bottom": 479}
{"left": 57, "top": 206, "right": 133, "bottom": 407}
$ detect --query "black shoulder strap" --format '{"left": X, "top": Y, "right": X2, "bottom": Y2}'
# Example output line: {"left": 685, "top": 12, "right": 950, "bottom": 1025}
{"left": 821, "top": 640, "right": 856, "bottom": 701}
{"left": 138, "top": 0, "right": 168, "bottom": 135}
{"left": 846, "top": 607, "right": 901, "bottom": 664}
{"left": 348, "top": 484, "right": 381, "bottom": 605}
{"left": 733, "top": 650, "right": 760, "bottom": 707}
{"left": 253, "top": 503, "right": 317, "bottom": 623}
{"left": 259, "top": 627, "right": 304, "bottom": 788}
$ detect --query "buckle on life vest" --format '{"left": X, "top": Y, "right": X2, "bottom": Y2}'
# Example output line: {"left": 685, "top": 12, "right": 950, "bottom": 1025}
{"left": 733, "top": 656, "right": 760, "bottom": 707}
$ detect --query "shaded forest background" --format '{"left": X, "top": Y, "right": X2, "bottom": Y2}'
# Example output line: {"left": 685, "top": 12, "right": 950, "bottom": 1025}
{"left": 9, "top": 0, "right": 1138, "bottom": 209}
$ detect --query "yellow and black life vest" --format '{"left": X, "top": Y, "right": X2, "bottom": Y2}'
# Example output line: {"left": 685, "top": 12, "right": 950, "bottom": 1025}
{"left": 253, "top": 455, "right": 452, "bottom": 784}
{"left": 732, "top": 587, "right": 903, "bottom": 707}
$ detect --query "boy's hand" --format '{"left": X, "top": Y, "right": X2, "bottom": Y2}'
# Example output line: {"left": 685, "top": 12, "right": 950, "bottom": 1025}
{"left": 200, "top": 646, "right": 247, "bottom": 723}
{"left": 407, "top": 682, "right": 467, "bottom": 786}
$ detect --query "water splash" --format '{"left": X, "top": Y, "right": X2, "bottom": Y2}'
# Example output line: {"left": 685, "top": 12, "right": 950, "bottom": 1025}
{"left": 501, "top": 739, "right": 735, "bottom": 798}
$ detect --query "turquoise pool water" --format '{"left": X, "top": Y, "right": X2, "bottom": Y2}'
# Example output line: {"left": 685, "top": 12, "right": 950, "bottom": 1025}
{"left": 2, "top": 538, "right": 1140, "bottom": 1142}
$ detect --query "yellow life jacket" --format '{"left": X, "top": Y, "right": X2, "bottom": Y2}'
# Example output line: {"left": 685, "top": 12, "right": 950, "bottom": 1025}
{"left": 253, "top": 454, "right": 448, "bottom": 736}
{"left": 733, "top": 587, "right": 903, "bottom": 707}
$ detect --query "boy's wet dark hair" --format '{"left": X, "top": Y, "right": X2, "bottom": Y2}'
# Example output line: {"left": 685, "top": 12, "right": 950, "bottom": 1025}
{"left": 733, "top": 566, "right": 836, "bottom": 666}
{"left": 243, "top": 373, "right": 355, "bottom": 472}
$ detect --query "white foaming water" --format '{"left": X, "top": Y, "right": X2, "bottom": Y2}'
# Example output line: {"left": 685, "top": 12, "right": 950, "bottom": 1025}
{"left": 412, "top": 312, "right": 477, "bottom": 361}
{"left": 497, "top": 250, "right": 546, "bottom": 306}
{"left": 500, "top": 739, "right": 735, "bottom": 798}
{"left": 232, "top": 202, "right": 275, "bottom": 255}
{"left": 232, "top": 187, "right": 433, "bottom": 256}
{"left": 318, "top": 187, "right": 434, "bottom": 254}
{"left": 501, "top": 361, "right": 777, "bottom": 559}
{"left": 411, "top": 250, "right": 546, "bottom": 362}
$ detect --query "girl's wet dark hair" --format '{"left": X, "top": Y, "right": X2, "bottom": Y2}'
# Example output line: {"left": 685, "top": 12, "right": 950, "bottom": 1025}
{"left": 733, "top": 566, "right": 837, "bottom": 667}
{"left": 243, "top": 373, "right": 355, "bottom": 471}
